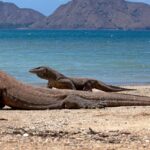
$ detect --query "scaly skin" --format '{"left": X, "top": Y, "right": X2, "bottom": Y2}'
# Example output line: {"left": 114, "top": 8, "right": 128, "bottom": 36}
{"left": 29, "top": 66, "right": 134, "bottom": 92}
{"left": 0, "top": 71, "right": 150, "bottom": 110}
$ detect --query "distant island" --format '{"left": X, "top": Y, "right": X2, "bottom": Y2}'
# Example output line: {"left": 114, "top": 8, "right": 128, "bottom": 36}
{"left": 0, "top": 1, "right": 45, "bottom": 29}
{"left": 0, "top": 0, "right": 150, "bottom": 30}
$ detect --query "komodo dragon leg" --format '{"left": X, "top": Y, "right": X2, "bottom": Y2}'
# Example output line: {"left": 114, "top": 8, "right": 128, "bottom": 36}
{"left": 54, "top": 79, "right": 76, "bottom": 90}
{"left": 83, "top": 80, "right": 133, "bottom": 92}
{"left": 63, "top": 95, "right": 106, "bottom": 109}
{"left": 0, "top": 89, "right": 6, "bottom": 109}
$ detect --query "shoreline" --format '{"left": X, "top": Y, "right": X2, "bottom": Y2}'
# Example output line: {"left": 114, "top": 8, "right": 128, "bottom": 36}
{"left": 31, "top": 82, "right": 150, "bottom": 87}
{"left": 94, "top": 85, "right": 150, "bottom": 97}
{"left": 30, "top": 83, "right": 150, "bottom": 97}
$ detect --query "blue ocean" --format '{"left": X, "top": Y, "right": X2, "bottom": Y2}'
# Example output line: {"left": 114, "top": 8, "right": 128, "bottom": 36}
{"left": 0, "top": 30, "right": 150, "bottom": 85}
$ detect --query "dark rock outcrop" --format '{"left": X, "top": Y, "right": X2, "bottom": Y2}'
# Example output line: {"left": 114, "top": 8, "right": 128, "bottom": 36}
{"left": 41, "top": 0, "right": 150, "bottom": 30}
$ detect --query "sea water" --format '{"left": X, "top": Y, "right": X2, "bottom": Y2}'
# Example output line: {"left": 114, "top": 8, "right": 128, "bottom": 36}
{"left": 0, "top": 30, "right": 149, "bottom": 85}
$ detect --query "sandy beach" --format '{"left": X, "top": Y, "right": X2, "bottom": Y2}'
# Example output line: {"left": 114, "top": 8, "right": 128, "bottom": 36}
{"left": 0, "top": 85, "right": 150, "bottom": 150}
{"left": 0, "top": 0, "right": 150, "bottom": 150}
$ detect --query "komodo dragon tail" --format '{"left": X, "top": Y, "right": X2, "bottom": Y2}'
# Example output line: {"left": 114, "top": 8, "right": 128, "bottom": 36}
{"left": 108, "top": 85, "right": 134, "bottom": 92}
{"left": 94, "top": 81, "right": 134, "bottom": 92}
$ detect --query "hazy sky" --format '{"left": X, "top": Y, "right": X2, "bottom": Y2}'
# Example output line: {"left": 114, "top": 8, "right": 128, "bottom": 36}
{"left": 2, "top": 0, "right": 150, "bottom": 16}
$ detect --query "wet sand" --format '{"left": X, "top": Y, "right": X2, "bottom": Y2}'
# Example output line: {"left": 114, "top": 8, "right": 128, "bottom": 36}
{"left": 0, "top": 85, "right": 150, "bottom": 150}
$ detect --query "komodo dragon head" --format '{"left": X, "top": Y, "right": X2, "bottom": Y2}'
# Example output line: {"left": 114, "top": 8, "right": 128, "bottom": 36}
{"left": 29, "top": 66, "right": 65, "bottom": 80}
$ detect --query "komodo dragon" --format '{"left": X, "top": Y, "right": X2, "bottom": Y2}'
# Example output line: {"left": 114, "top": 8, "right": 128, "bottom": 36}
{"left": 0, "top": 71, "right": 150, "bottom": 110}
{"left": 29, "top": 66, "right": 133, "bottom": 92}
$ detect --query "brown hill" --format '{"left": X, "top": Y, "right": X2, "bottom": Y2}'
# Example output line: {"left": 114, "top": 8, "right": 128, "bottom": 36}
{"left": 0, "top": 1, "right": 45, "bottom": 28}
{"left": 41, "top": 0, "right": 150, "bottom": 29}
{"left": 1, "top": 0, "right": 150, "bottom": 30}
